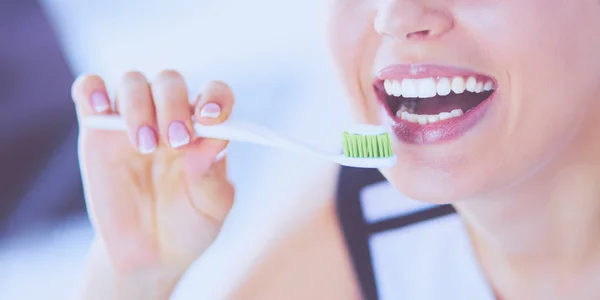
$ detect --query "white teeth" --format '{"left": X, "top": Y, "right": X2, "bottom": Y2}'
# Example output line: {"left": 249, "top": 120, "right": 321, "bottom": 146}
{"left": 396, "top": 108, "right": 465, "bottom": 125}
{"left": 475, "top": 81, "right": 484, "bottom": 93}
{"left": 391, "top": 80, "right": 402, "bottom": 96}
{"left": 397, "top": 110, "right": 411, "bottom": 118}
{"left": 451, "top": 77, "right": 466, "bottom": 94}
{"left": 382, "top": 76, "right": 496, "bottom": 99}
{"left": 417, "top": 78, "right": 437, "bottom": 98}
{"left": 384, "top": 80, "right": 393, "bottom": 95}
{"left": 465, "top": 76, "right": 477, "bottom": 92}
{"left": 439, "top": 112, "right": 452, "bottom": 120}
{"left": 484, "top": 80, "right": 494, "bottom": 91}
{"left": 384, "top": 74, "right": 497, "bottom": 125}
{"left": 384, "top": 79, "right": 402, "bottom": 96}
{"left": 450, "top": 109, "right": 463, "bottom": 117}
{"left": 407, "top": 113, "right": 418, "bottom": 122}
{"left": 436, "top": 78, "right": 451, "bottom": 96}
{"left": 401, "top": 79, "right": 418, "bottom": 98}
{"left": 427, "top": 115, "right": 440, "bottom": 123}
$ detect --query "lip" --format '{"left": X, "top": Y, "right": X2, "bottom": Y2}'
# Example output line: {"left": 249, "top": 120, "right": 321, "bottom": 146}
{"left": 374, "top": 64, "right": 498, "bottom": 145}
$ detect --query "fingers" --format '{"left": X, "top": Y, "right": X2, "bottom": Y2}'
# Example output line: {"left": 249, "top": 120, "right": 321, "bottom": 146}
{"left": 151, "top": 70, "right": 193, "bottom": 149}
{"left": 194, "top": 81, "right": 235, "bottom": 125}
{"left": 116, "top": 72, "right": 158, "bottom": 154}
{"left": 71, "top": 74, "right": 112, "bottom": 120}
{"left": 74, "top": 72, "right": 235, "bottom": 162}
{"left": 187, "top": 82, "right": 236, "bottom": 220}
{"left": 182, "top": 81, "right": 236, "bottom": 178}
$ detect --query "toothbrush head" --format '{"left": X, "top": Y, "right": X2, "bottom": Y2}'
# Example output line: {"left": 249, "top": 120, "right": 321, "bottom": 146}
{"left": 343, "top": 125, "right": 393, "bottom": 158}
{"left": 339, "top": 124, "right": 397, "bottom": 168}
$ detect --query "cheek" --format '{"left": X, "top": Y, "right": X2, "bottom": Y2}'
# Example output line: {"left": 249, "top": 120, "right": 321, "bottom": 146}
{"left": 462, "top": 0, "right": 600, "bottom": 157}
{"left": 328, "top": 3, "right": 380, "bottom": 123}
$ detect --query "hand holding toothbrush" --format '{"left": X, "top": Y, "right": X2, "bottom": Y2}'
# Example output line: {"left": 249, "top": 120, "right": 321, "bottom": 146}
{"left": 72, "top": 71, "right": 236, "bottom": 299}
{"left": 73, "top": 69, "right": 395, "bottom": 299}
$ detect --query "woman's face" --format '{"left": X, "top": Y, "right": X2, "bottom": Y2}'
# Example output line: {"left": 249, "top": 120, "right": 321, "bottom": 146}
{"left": 328, "top": 0, "right": 600, "bottom": 203}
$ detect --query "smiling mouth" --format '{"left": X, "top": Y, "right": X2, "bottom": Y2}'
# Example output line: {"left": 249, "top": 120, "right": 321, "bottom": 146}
{"left": 374, "top": 65, "right": 499, "bottom": 144}
{"left": 378, "top": 76, "right": 496, "bottom": 125}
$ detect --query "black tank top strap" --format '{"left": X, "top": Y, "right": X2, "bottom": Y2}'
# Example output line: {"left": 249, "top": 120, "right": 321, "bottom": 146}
{"left": 335, "top": 166, "right": 456, "bottom": 300}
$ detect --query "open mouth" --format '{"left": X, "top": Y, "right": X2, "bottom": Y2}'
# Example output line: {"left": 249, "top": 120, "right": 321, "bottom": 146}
{"left": 377, "top": 76, "right": 497, "bottom": 125}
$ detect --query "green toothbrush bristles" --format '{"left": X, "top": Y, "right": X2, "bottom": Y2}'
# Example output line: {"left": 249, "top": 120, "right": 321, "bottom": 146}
{"left": 342, "top": 131, "right": 393, "bottom": 158}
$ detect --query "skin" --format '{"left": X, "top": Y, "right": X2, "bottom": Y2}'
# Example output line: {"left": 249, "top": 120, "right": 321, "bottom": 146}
{"left": 75, "top": 0, "right": 600, "bottom": 299}
{"left": 329, "top": 0, "right": 600, "bottom": 298}
{"left": 73, "top": 72, "right": 235, "bottom": 299}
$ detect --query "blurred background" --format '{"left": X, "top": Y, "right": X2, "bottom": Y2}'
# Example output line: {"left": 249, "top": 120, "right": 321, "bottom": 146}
{"left": 0, "top": 0, "right": 353, "bottom": 298}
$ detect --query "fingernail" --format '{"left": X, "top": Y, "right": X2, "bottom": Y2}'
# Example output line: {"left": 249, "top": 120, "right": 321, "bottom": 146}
{"left": 168, "top": 121, "right": 190, "bottom": 148}
{"left": 138, "top": 126, "right": 157, "bottom": 154}
{"left": 214, "top": 148, "right": 228, "bottom": 163}
{"left": 200, "top": 103, "right": 221, "bottom": 118}
{"left": 90, "top": 91, "right": 110, "bottom": 113}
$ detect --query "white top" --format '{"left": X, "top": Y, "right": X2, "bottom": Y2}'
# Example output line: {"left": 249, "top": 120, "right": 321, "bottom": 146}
{"left": 360, "top": 181, "right": 495, "bottom": 300}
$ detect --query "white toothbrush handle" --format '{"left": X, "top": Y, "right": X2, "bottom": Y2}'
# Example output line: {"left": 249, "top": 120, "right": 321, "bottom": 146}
{"left": 83, "top": 115, "right": 398, "bottom": 168}
{"left": 83, "top": 115, "right": 328, "bottom": 159}
{"left": 196, "top": 120, "right": 323, "bottom": 157}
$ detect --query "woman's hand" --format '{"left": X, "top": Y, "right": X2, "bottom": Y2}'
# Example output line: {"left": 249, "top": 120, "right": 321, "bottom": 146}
{"left": 71, "top": 70, "right": 235, "bottom": 299}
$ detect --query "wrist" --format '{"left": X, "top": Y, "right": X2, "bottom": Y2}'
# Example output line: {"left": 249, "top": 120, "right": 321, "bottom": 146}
{"left": 80, "top": 239, "right": 187, "bottom": 300}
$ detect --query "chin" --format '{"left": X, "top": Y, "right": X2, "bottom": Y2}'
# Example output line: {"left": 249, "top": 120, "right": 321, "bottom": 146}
{"left": 380, "top": 166, "right": 475, "bottom": 204}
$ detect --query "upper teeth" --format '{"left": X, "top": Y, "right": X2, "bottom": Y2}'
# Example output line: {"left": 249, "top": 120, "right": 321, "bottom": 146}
{"left": 383, "top": 76, "right": 495, "bottom": 99}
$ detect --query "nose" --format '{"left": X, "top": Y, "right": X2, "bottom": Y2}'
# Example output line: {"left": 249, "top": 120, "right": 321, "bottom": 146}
{"left": 374, "top": 0, "right": 454, "bottom": 42}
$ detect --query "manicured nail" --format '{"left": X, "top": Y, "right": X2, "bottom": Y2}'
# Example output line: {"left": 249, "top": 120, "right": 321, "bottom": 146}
{"left": 90, "top": 91, "right": 110, "bottom": 113}
{"left": 200, "top": 103, "right": 221, "bottom": 118}
{"left": 214, "top": 148, "right": 228, "bottom": 163}
{"left": 138, "top": 126, "right": 157, "bottom": 154}
{"left": 168, "top": 121, "right": 190, "bottom": 148}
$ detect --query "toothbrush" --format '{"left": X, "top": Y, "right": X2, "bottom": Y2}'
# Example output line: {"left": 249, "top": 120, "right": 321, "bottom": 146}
{"left": 82, "top": 115, "right": 397, "bottom": 169}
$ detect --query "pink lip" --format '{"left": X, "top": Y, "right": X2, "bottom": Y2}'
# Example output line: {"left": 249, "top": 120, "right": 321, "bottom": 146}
{"left": 374, "top": 64, "right": 498, "bottom": 145}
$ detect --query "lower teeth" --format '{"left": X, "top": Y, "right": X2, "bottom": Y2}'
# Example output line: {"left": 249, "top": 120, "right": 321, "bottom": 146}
{"left": 396, "top": 109, "right": 464, "bottom": 125}
{"left": 399, "top": 99, "right": 417, "bottom": 114}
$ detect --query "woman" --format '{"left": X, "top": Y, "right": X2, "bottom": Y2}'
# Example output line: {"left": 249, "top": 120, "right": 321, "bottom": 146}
{"left": 72, "top": 0, "right": 600, "bottom": 299}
